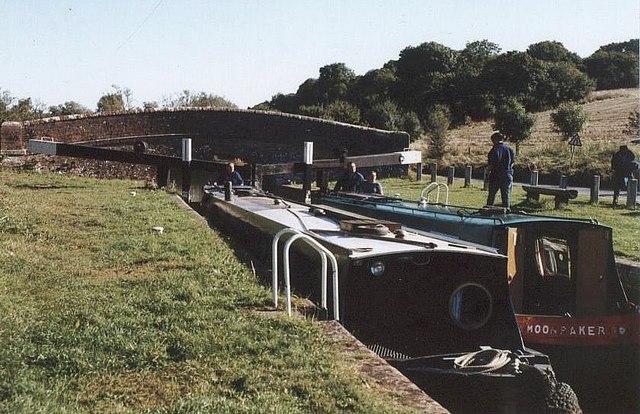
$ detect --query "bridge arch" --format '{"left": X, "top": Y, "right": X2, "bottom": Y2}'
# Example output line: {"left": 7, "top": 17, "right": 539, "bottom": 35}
{"left": 2, "top": 108, "right": 409, "bottom": 163}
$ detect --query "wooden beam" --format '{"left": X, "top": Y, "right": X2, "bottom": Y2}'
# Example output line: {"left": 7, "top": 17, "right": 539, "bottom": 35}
{"left": 28, "top": 139, "right": 226, "bottom": 172}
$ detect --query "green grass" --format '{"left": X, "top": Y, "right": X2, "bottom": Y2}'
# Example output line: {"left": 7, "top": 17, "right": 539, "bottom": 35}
{"left": 380, "top": 176, "right": 640, "bottom": 262}
{"left": 0, "top": 169, "right": 421, "bottom": 414}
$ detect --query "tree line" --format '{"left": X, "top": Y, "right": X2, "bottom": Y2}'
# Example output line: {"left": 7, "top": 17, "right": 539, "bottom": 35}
{"left": 254, "top": 39, "right": 638, "bottom": 140}
{"left": 0, "top": 87, "right": 237, "bottom": 123}
{"left": 1, "top": 39, "right": 637, "bottom": 150}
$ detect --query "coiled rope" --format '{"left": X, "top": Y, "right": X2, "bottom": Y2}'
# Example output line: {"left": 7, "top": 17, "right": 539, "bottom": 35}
{"left": 453, "top": 348, "right": 515, "bottom": 373}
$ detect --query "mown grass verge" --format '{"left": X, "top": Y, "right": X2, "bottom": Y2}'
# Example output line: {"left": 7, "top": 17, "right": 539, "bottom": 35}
{"left": 380, "top": 177, "right": 639, "bottom": 262}
{"left": 0, "top": 169, "right": 421, "bottom": 414}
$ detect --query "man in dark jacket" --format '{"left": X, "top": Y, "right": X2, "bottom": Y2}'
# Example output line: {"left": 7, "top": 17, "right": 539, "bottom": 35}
{"left": 611, "top": 145, "right": 636, "bottom": 205}
{"left": 486, "top": 132, "right": 515, "bottom": 208}
{"left": 334, "top": 162, "right": 365, "bottom": 192}
{"left": 215, "top": 162, "right": 244, "bottom": 187}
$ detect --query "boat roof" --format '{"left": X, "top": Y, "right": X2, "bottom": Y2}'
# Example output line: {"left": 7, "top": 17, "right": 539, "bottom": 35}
{"left": 321, "top": 193, "right": 607, "bottom": 229}
{"left": 205, "top": 188, "right": 502, "bottom": 260}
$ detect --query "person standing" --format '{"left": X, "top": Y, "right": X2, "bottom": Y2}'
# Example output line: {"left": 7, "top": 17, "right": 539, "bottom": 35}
{"left": 611, "top": 145, "right": 636, "bottom": 206}
{"left": 486, "top": 132, "right": 515, "bottom": 208}
{"left": 360, "top": 170, "right": 384, "bottom": 195}
{"left": 334, "top": 162, "right": 365, "bottom": 192}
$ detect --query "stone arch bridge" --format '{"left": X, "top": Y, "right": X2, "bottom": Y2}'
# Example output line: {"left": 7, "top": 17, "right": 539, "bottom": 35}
{"left": 1, "top": 108, "right": 409, "bottom": 164}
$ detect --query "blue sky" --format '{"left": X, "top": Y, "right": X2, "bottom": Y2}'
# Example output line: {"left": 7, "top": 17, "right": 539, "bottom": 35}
{"left": 1, "top": 0, "right": 638, "bottom": 110}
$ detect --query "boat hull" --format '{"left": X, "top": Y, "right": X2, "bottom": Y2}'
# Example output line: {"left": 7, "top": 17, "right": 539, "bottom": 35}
{"left": 201, "top": 189, "right": 576, "bottom": 412}
{"left": 318, "top": 192, "right": 638, "bottom": 412}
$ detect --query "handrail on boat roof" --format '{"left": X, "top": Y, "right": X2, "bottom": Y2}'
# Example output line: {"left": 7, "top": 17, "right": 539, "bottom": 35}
{"left": 272, "top": 228, "right": 340, "bottom": 321}
{"left": 419, "top": 182, "right": 449, "bottom": 205}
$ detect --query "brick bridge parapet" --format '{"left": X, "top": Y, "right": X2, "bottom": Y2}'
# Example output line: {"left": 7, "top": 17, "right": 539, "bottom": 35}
{"left": 1, "top": 108, "right": 410, "bottom": 164}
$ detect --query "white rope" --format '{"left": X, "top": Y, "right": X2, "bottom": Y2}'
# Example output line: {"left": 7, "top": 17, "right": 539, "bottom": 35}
{"left": 453, "top": 348, "right": 515, "bottom": 373}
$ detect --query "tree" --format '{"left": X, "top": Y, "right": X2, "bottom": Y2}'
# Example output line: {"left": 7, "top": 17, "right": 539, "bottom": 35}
{"left": 259, "top": 93, "right": 299, "bottom": 113}
{"left": 550, "top": 102, "right": 588, "bottom": 139}
{"left": 299, "top": 101, "right": 361, "bottom": 124}
{"left": 0, "top": 90, "right": 46, "bottom": 121}
{"left": 49, "top": 101, "right": 91, "bottom": 116}
{"left": 297, "top": 104, "right": 325, "bottom": 119}
{"left": 323, "top": 100, "right": 361, "bottom": 124}
{"left": 296, "top": 78, "right": 320, "bottom": 106}
{"left": 450, "top": 41, "right": 500, "bottom": 122}
{"left": 400, "top": 111, "right": 423, "bottom": 141}
{"left": 367, "top": 100, "right": 403, "bottom": 131}
{"left": 493, "top": 98, "right": 535, "bottom": 154}
{"left": 142, "top": 101, "right": 159, "bottom": 110}
{"left": 482, "top": 51, "right": 547, "bottom": 111}
{"left": 316, "top": 63, "right": 356, "bottom": 104}
{"left": 537, "top": 62, "right": 595, "bottom": 107}
{"left": 163, "top": 90, "right": 237, "bottom": 108}
{"left": 458, "top": 40, "right": 501, "bottom": 75}
{"left": 425, "top": 104, "right": 451, "bottom": 162}
{"left": 526, "top": 41, "right": 581, "bottom": 65}
{"left": 584, "top": 50, "right": 639, "bottom": 90}
{"left": 0, "top": 89, "right": 15, "bottom": 120}
{"left": 598, "top": 39, "right": 639, "bottom": 54}
{"left": 97, "top": 93, "right": 125, "bottom": 112}
{"left": 111, "top": 85, "right": 133, "bottom": 109}
{"left": 395, "top": 42, "right": 458, "bottom": 115}
{"left": 348, "top": 67, "right": 398, "bottom": 109}
{"left": 5, "top": 97, "right": 45, "bottom": 121}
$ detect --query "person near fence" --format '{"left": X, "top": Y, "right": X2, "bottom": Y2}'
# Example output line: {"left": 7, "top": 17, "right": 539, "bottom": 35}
{"left": 334, "top": 161, "right": 365, "bottom": 192}
{"left": 214, "top": 162, "right": 244, "bottom": 186}
{"left": 360, "top": 170, "right": 384, "bottom": 195}
{"left": 486, "top": 132, "right": 515, "bottom": 209}
{"left": 611, "top": 145, "right": 636, "bottom": 206}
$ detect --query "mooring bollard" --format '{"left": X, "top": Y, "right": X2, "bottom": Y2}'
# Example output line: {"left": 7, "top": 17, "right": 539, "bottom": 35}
{"left": 590, "top": 175, "right": 600, "bottom": 204}
{"left": 530, "top": 170, "right": 539, "bottom": 186}
{"left": 559, "top": 175, "right": 568, "bottom": 189}
{"left": 447, "top": 166, "right": 455, "bottom": 186}
{"left": 430, "top": 163, "right": 437, "bottom": 183}
{"left": 181, "top": 138, "right": 192, "bottom": 202}
{"left": 627, "top": 178, "right": 638, "bottom": 208}
{"left": 224, "top": 181, "right": 233, "bottom": 201}
{"left": 464, "top": 165, "right": 472, "bottom": 188}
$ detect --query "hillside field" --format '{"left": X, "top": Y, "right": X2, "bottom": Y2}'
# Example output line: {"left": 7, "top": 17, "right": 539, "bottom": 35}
{"left": 414, "top": 88, "right": 639, "bottom": 182}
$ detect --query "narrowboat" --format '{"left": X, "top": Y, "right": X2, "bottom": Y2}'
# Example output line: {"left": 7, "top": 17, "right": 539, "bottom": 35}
{"left": 317, "top": 190, "right": 639, "bottom": 412}
{"left": 201, "top": 185, "right": 579, "bottom": 413}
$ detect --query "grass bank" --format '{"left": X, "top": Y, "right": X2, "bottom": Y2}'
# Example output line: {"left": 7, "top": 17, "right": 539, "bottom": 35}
{"left": 380, "top": 177, "right": 640, "bottom": 262}
{"left": 0, "top": 169, "right": 420, "bottom": 414}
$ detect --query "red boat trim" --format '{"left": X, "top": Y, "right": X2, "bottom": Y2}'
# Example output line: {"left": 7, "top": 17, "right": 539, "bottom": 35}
{"left": 517, "top": 313, "right": 640, "bottom": 346}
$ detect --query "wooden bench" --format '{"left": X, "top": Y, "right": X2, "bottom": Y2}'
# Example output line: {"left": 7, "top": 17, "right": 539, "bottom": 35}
{"left": 521, "top": 185, "right": 578, "bottom": 209}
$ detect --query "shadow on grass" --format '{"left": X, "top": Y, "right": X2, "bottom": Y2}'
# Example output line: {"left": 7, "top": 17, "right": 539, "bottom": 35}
{"left": 9, "top": 183, "right": 88, "bottom": 190}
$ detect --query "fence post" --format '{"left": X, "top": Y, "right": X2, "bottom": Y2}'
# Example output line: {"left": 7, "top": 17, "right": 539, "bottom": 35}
{"left": 590, "top": 175, "right": 600, "bottom": 204}
{"left": 416, "top": 162, "right": 422, "bottom": 181}
{"left": 627, "top": 178, "right": 638, "bottom": 208}
{"left": 447, "top": 166, "right": 455, "bottom": 186}
{"left": 559, "top": 175, "right": 568, "bottom": 189}
{"left": 464, "top": 165, "right": 472, "bottom": 188}
{"left": 430, "top": 163, "right": 437, "bottom": 183}
{"left": 530, "top": 170, "right": 539, "bottom": 186}
{"left": 483, "top": 167, "right": 488, "bottom": 190}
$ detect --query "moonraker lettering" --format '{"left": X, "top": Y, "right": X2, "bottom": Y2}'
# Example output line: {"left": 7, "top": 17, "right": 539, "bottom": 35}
{"left": 526, "top": 324, "right": 607, "bottom": 336}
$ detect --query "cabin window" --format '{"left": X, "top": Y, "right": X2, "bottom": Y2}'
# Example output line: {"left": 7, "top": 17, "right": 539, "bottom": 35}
{"left": 535, "top": 237, "right": 571, "bottom": 280}
{"left": 449, "top": 283, "right": 493, "bottom": 330}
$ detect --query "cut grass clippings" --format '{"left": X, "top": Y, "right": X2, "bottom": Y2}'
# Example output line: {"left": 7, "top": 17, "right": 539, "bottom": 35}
{"left": 0, "top": 169, "right": 421, "bottom": 414}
